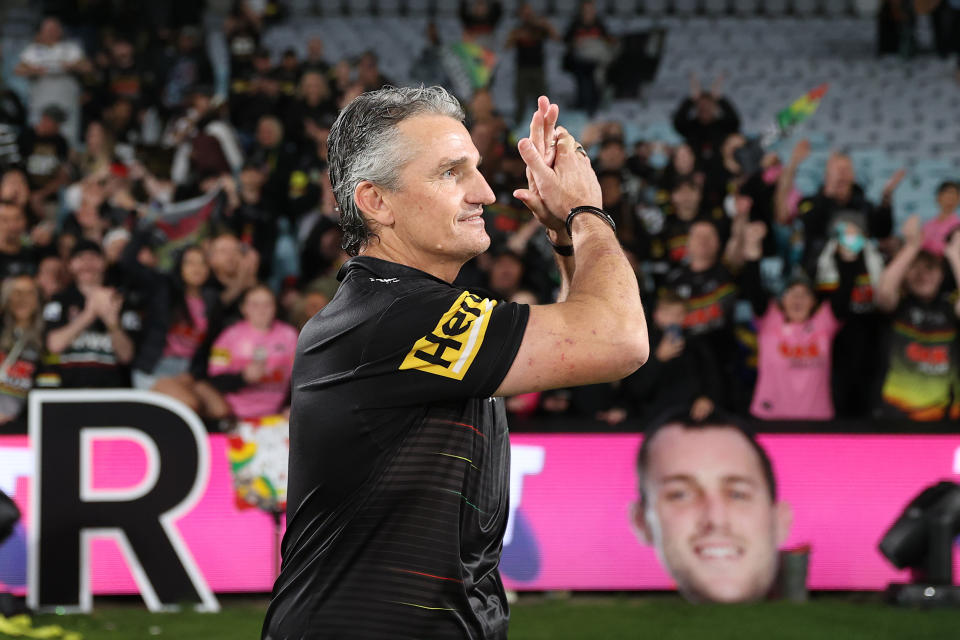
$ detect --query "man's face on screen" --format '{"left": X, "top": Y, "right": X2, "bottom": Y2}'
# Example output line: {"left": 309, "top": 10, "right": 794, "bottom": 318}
{"left": 636, "top": 424, "right": 790, "bottom": 603}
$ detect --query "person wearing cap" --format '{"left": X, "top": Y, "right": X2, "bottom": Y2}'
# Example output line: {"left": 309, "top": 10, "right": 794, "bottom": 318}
{"left": 42, "top": 239, "right": 135, "bottom": 388}
{"left": 874, "top": 215, "right": 960, "bottom": 421}
{"left": 16, "top": 104, "right": 70, "bottom": 219}
{"left": 740, "top": 221, "right": 857, "bottom": 421}
{"left": 15, "top": 17, "right": 92, "bottom": 146}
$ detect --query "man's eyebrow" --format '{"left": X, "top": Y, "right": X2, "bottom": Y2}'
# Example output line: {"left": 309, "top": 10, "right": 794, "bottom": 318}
{"left": 436, "top": 155, "right": 482, "bottom": 172}
{"left": 659, "top": 474, "right": 697, "bottom": 485}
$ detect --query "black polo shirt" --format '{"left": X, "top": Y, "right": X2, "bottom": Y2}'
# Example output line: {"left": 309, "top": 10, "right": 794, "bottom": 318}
{"left": 263, "top": 256, "right": 530, "bottom": 640}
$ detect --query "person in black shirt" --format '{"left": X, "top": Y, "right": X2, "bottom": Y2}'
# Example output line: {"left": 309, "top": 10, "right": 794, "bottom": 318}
{"left": 0, "top": 202, "right": 37, "bottom": 278}
{"left": 506, "top": 3, "right": 558, "bottom": 125}
{"left": 18, "top": 106, "right": 70, "bottom": 217}
{"left": 263, "top": 90, "right": 648, "bottom": 639}
{"left": 42, "top": 239, "right": 135, "bottom": 388}
{"left": 672, "top": 73, "right": 740, "bottom": 169}
{"left": 662, "top": 219, "right": 744, "bottom": 410}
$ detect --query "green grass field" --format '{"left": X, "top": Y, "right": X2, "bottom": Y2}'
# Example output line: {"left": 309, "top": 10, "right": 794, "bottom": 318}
{"left": 7, "top": 594, "right": 960, "bottom": 639}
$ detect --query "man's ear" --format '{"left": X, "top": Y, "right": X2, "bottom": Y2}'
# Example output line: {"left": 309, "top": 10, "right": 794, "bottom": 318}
{"left": 774, "top": 500, "right": 793, "bottom": 547}
{"left": 629, "top": 500, "right": 653, "bottom": 546}
{"left": 354, "top": 180, "right": 394, "bottom": 228}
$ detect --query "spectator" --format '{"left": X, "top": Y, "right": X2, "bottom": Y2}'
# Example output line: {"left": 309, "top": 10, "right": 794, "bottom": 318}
{"left": 506, "top": 3, "right": 558, "bottom": 125}
{"left": 0, "top": 275, "right": 45, "bottom": 429}
{"left": 460, "top": 0, "right": 503, "bottom": 49}
{"left": 672, "top": 73, "right": 740, "bottom": 169}
{"left": 303, "top": 37, "right": 330, "bottom": 75}
{"left": 618, "top": 291, "right": 721, "bottom": 424}
{"left": 160, "top": 26, "right": 214, "bottom": 115}
{"left": 157, "top": 284, "right": 296, "bottom": 423}
{"left": 874, "top": 217, "right": 960, "bottom": 420}
{"left": 168, "top": 87, "right": 243, "bottom": 185}
{"left": 355, "top": 51, "right": 393, "bottom": 93}
{"left": 134, "top": 245, "right": 218, "bottom": 390}
{"left": 35, "top": 255, "right": 67, "bottom": 301}
{"left": 921, "top": 181, "right": 960, "bottom": 255}
{"left": 0, "top": 203, "right": 37, "bottom": 278}
{"left": 563, "top": 0, "right": 614, "bottom": 116}
{"left": 410, "top": 22, "right": 451, "bottom": 90}
{"left": 98, "top": 37, "right": 155, "bottom": 114}
{"left": 663, "top": 220, "right": 744, "bottom": 410}
{"left": 17, "top": 105, "right": 71, "bottom": 220}
{"left": 73, "top": 120, "right": 115, "bottom": 178}
{"left": 783, "top": 150, "right": 899, "bottom": 272}
{"left": 221, "top": 165, "right": 280, "bottom": 280}
{"left": 283, "top": 70, "right": 337, "bottom": 156}
{"left": 15, "top": 17, "right": 92, "bottom": 145}
{"left": 276, "top": 48, "right": 302, "bottom": 97}
{"left": 740, "top": 222, "right": 856, "bottom": 421}
{"left": 207, "top": 232, "right": 260, "bottom": 323}
{"left": 42, "top": 239, "right": 135, "bottom": 388}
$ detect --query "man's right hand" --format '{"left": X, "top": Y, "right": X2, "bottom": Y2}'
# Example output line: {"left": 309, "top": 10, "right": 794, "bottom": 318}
{"left": 517, "top": 126, "right": 602, "bottom": 228}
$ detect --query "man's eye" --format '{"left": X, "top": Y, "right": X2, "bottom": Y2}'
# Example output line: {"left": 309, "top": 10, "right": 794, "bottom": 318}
{"left": 442, "top": 169, "right": 456, "bottom": 178}
{"left": 729, "top": 489, "right": 752, "bottom": 501}
{"left": 664, "top": 490, "right": 689, "bottom": 502}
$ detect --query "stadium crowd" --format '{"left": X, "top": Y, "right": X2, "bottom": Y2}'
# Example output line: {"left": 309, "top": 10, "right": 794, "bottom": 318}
{"left": 0, "top": 0, "right": 959, "bottom": 434}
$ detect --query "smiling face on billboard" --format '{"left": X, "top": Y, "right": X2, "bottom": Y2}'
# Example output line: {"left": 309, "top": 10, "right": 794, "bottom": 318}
{"left": 633, "top": 423, "right": 792, "bottom": 603}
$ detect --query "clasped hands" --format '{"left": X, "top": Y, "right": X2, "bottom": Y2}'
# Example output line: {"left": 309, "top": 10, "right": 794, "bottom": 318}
{"left": 513, "top": 96, "right": 603, "bottom": 244}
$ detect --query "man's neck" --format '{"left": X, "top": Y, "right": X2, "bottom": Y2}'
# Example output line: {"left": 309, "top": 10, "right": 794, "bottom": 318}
{"left": 361, "top": 244, "right": 462, "bottom": 284}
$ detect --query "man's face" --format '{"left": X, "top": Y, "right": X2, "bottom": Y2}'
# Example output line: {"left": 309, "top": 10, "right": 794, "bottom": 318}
{"left": 69, "top": 251, "right": 106, "bottom": 287}
{"left": 377, "top": 114, "right": 495, "bottom": 266}
{"left": 635, "top": 424, "right": 791, "bottom": 603}
{"left": 208, "top": 236, "right": 242, "bottom": 277}
{"left": 0, "top": 205, "right": 26, "bottom": 246}
{"left": 671, "top": 183, "right": 701, "bottom": 220}
{"left": 824, "top": 155, "right": 854, "bottom": 197}
{"left": 686, "top": 221, "right": 719, "bottom": 265}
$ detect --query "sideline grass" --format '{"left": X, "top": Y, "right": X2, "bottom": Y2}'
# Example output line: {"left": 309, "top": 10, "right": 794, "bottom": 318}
{"left": 14, "top": 594, "right": 960, "bottom": 639}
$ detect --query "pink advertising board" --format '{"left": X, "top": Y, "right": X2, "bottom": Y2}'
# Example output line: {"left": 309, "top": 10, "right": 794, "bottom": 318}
{"left": 1, "top": 432, "right": 958, "bottom": 594}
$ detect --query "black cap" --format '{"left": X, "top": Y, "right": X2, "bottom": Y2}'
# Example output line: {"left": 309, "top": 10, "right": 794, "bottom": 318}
{"left": 70, "top": 238, "right": 104, "bottom": 259}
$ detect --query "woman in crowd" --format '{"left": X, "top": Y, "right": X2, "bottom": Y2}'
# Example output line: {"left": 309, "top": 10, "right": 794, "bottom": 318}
{"left": 0, "top": 275, "right": 44, "bottom": 429}
{"left": 740, "top": 222, "right": 857, "bottom": 420}
{"left": 205, "top": 284, "right": 298, "bottom": 420}
{"left": 133, "top": 245, "right": 219, "bottom": 390}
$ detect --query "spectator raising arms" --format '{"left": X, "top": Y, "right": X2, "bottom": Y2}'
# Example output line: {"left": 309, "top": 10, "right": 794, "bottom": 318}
{"left": 672, "top": 73, "right": 740, "bottom": 169}
{"left": 875, "top": 217, "right": 960, "bottom": 421}
{"left": 740, "top": 222, "right": 856, "bottom": 421}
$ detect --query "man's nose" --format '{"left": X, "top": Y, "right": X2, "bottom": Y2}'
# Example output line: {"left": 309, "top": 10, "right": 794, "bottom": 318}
{"left": 698, "top": 492, "right": 731, "bottom": 532}
{"left": 468, "top": 170, "right": 496, "bottom": 206}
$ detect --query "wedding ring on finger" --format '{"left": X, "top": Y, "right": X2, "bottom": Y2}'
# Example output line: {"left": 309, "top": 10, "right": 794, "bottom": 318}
{"left": 575, "top": 144, "right": 587, "bottom": 157}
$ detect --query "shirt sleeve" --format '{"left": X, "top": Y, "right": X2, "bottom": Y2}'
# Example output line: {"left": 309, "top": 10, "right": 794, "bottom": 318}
{"left": 363, "top": 285, "right": 530, "bottom": 405}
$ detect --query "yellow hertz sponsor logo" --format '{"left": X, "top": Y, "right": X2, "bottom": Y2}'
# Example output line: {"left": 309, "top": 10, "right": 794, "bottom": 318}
{"left": 400, "top": 291, "right": 496, "bottom": 380}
